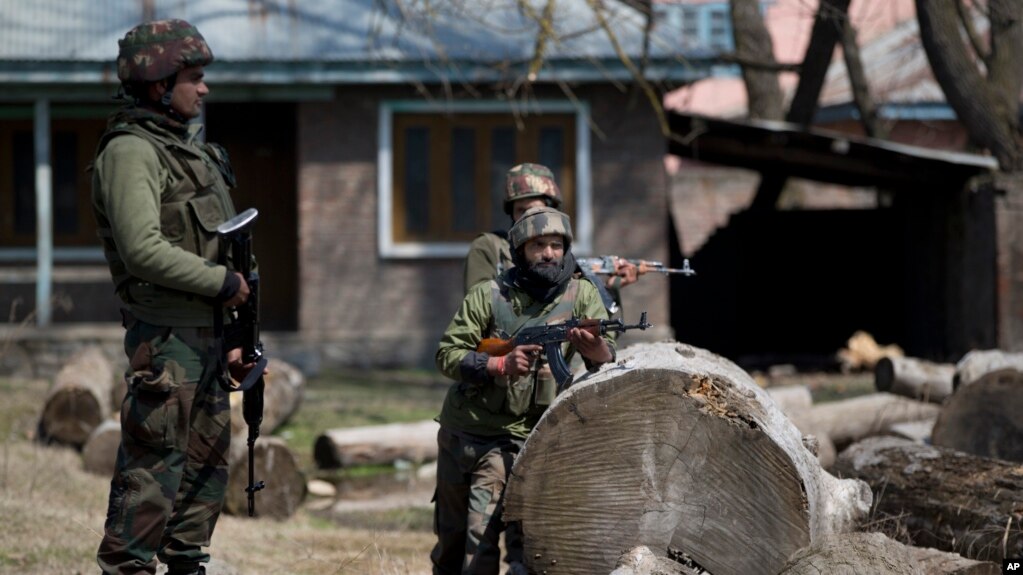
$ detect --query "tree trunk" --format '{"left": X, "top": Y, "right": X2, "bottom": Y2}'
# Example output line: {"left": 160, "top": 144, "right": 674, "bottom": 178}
{"left": 875, "top": 356, "right": 955, "bottom": 403}
{"left": 916, "top": 0, "right": 1023, "bottom": 171}
{"left": 953, "top": 349, "right": 1023, "bottom": 389}
{"left": 504, "top": 342, "right": 871, "bottom": 575}
{"left": 788, "top": 392, "right": 941, "bottom": 449}
{"left": 82, "top": 418, "right": 121, "bottom": 477}
{"left": 730, "top": 0, "right": 784, "bottom": 121}
{"left": 834, "top": 436, "right": 1023, "bottom": 562}
{"left": 224, "top": 436, "right": 306, "bottom": 519}
{"left": 932, "top": 366, "right": 1023, "bottom": 461}
{"left": 313, "top": 420, "right": 440, "bottom": 469}
{"left": 840, "top": 21, "right": 886, "bottom": 139}
{"left": 779, "top": 531, "right": 1000, "bottom": 575}
{"left": 38, "top": 346, "right": 115, "bottom": 447}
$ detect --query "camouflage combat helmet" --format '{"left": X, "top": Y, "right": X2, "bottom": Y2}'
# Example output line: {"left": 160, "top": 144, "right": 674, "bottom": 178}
{"left": 117, "top": 19, "right": 214, "bottom": 84}
{"left": 508, "top": 206, "right": 573, "bottom": 250}
{"left": 504, "top": 163, "right": 562, "bottom": 215}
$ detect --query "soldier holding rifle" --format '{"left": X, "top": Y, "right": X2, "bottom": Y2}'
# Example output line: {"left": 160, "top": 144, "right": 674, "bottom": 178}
{"left": 91, "top": 19, "right": 261, "bottom": 575}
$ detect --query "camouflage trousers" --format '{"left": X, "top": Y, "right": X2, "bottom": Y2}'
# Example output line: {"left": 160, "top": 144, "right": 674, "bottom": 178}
{"left": 97, "top": 316, "right": 232, "bottom": 575}
{"left": 431, "top": 426, "right": 524, "bottom": 575}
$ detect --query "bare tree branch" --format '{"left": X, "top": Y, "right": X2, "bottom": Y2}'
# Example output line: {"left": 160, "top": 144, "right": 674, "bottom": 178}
{"left": 730, "top": 0, "right": 784, "bottom": 120}
{"left": 955, "top": 0, "right": 990, "bottom": 63}
{"left": 840, "top": 19, "right": 887, "bottom": 138}
{"left": 714, "top": 53, "right": 802, "bottom": 73}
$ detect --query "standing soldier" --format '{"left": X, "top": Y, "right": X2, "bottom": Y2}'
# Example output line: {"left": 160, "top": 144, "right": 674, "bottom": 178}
{"left": 434, "top": 207, "right": 617, "bottom": 575}
{"left": 91, "top": 19, "right": 257, "bottom": 575}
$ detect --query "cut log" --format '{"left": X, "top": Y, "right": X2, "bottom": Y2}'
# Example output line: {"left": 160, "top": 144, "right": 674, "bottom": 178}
{"left": 788, "top": 392, "right": 941, "bottom": 450}
{"left": 834, "top": 436, "right": 1023, "bottom": 562}
{"left": 765, "top": 384, "right": 813, "bottom": 414}
{"left": 38, "top": 346, "right": 115, "bottom": 447}
{"left": 883, "top": 418, "right": 935, "bottom": 444}
{"left": 779, "top": 531, "right": 999, "bottom": 575}
{"left": 82, "top": 419, "right": 121, "bottom": 477}
{"left": 314, "top": 420, "right": 439, "bottom": 469}
{"left": 224, "top": 436, "right": 306, "bottom": 519}
{"left": 504, "top": 342, "right": 871, "bottom": 575}
{"left": 932, "top": 367, "right": 1023, "bottom": 461}
{"left": 953, "top": 349, "right": 1023, "bottom": 389}
{"left": 875, "top": 356, "right": 954, "bottom": 403}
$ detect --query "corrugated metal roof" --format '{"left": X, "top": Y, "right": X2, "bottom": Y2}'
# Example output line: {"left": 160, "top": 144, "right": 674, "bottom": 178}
{"left": 0, "top": 0, "right": 710, "bottom": 84}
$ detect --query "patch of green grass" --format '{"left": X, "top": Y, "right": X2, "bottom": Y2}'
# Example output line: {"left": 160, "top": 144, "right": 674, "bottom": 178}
{"left": 0, "top": 377, "right": 49, "bottom": 440}
{"left": 274, "top": 369, "right": 449, "bottom": 476}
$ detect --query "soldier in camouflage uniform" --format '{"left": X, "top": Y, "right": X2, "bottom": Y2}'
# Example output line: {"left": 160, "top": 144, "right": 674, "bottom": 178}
{"left": 91, "top": 19, "right": 257, "bottom": 575}
{"left": 462, "top": 163, "right": 638, "bottom": 303}
{"left": 435, "top": 206, "right": 617, "bottom": 575}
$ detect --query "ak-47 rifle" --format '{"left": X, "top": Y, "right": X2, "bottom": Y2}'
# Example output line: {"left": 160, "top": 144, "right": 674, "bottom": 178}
{"left": 477, "top": 312, "right": 652, "bottom": 392}
{"left": 577, "top": 256, "right": 697, "bottom": 277}
{"left": 216, "top": 208, "right": 268, "bottom": 517}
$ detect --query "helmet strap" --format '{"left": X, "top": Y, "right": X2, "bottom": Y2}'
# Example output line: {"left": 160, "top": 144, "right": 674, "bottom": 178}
{"left": 160, "top": 75, "right": 177, "bottom": 107}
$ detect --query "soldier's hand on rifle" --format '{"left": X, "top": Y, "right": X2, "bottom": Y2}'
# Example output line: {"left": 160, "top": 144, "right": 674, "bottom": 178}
{"left": 608, "top": 258, "right": 639, "bottom": 288}
{"left": 227, "top": 347, "right": 269, "bottom": 384}
{"left": 487, "top": 344, "right": 542, "bottom": 378}
{"left": 223, "top": 272, "right": 250, "bottom": 307}
{"left": 568, "top": 324, "right": 613, "bottom": 364}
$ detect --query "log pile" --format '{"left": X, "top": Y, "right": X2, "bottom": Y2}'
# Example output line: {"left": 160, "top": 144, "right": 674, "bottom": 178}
{"left": 932, "top": 361, "right": 1023, "bottom": 462}
{"left": 875, "top": 356, "right": 954, "bottom": 404}
{"left": 503, "top": 342, "right": 872, "bottom": 575}
{"left": 833, "top": 437, "right": 1023, "bottom": 563}
{"left": 38, "top": 346, "right": 115, "bottom": 447}
{"left": 779, "top": 532, "right": 999, "bottom": 575}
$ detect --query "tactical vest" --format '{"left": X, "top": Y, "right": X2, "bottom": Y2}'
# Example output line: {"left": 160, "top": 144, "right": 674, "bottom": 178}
{"left": 482, "top": 277, "right": 580, "bottom": 416}
{"left": 93, "top": 121, "right": 236, "bottom": 318}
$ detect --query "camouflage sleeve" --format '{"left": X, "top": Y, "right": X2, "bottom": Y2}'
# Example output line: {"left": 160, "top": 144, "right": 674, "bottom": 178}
{"left": 574, "top": 281, "right": 617, "bottom": 369}
{"left": 463, "top": 233, "right": 501, "bottom": 294}
{"left": 436, "top": 282, "right": 494, "bottom": 383}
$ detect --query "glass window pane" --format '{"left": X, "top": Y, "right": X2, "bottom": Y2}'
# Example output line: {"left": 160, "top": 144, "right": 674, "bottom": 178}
{"left": 490, "top": 127, "right": 516, "bottom": 230}
{"left": 13, "top": 130, "right": 34, "bottom": 235}
{"left": 538, "top": 127, "right": 564, "bottom": 184}
{"left": 53, "top": 131, "right": 78, "bottom": 235}
{"left": 450, "top": 128, "right": 477, "bottom": 233}
{"left": 404, "top": 126, "right": 429, "bottom": 235}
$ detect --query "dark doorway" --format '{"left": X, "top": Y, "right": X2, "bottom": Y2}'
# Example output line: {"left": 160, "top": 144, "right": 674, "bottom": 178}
{"left": 206, "top": 103, "right": 298, "bottom": 330}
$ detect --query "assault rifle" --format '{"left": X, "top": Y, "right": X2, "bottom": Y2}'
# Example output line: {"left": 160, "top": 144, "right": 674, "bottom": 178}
{"left": 477, "top": 312, "right": 652, "bottom": 392}
{"left": 577, "top": 256, "right": 697, "bottom": 277}
{"left": 216, "top": 208, "right": 268, "bottom": 517}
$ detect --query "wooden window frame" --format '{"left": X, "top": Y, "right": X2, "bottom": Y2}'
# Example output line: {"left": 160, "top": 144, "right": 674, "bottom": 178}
{"left": 378, "top": 100, "right": 593, "bottom": 258}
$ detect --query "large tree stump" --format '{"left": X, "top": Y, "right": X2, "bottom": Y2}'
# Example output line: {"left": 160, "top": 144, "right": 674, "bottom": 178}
{"left": 953, "top": 349, "right": 1023, "bottom": 389}
{"left": 504, "top": 342, "right": 871, "bottom": 575}
{"left": 38, "top": 346, "right": 115, "bottom": 447}
{"left": 82, "top": 419, "right": 122, "bottom": 477}
{"left": 788, "top": 393, "right": 941, "bottom": 450}
{"left": 224, "top": 436, "right": 306, "bottom": 519}
{"left": 834, "top": 436, "right": 1023, "bottom": 562}
{"left": 932, "top": 367, "right": 1023, "bottom": 461}
{"left": 313, "top": 420, "right": 439, "bottom": 469}
{"left": 875, "top": 356, "right": 954, "bottom": 403}
{"left": 779, "top": 531, "right": 999, "bottom": 575}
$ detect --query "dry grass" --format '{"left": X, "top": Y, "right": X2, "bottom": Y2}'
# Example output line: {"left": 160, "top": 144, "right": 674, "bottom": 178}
{"left": 0, "top": 375, "right": 436, "bottom": 575}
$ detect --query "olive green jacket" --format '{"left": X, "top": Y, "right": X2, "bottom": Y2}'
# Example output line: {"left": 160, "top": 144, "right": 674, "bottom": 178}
{"left": 91, "top": 116, "right": 236, "bottom": 327}
{"left": 436, "top": 275, "right": 615, "bottom": 439}
{"left": 463, "top": 231, "right": 513, "bottom": 294}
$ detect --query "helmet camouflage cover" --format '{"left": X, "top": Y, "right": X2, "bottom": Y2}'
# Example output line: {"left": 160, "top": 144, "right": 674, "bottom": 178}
{"left": 117, "top": 19, "right": 214, "bottom": 84}
{"left": 508, "top": 206, "right": 573, "bottom": 250}
{"left": 504, "top": 163, "right": 562, "bottom": 214}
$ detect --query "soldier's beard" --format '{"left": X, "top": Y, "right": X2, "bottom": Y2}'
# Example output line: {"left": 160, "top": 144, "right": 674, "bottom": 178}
{"left": 529, "top": 259, "right": 564, "bottom": 284}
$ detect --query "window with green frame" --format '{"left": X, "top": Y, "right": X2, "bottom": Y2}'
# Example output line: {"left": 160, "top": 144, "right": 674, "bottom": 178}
{"left": 390, "top": 111, "right": 578, "bottom": 246}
